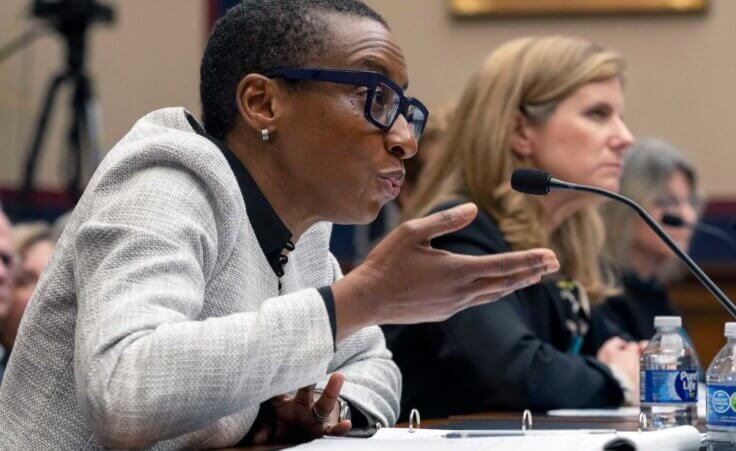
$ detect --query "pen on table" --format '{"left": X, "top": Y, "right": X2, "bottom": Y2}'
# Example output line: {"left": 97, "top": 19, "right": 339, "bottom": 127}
{"left": 443, "top": 429, "right": 617, "bottom": 438}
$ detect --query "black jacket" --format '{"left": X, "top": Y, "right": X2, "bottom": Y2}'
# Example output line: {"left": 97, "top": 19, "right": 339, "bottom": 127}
{"left": 593, "top": 272, "right": 680, "bottom": 341}
{"left": 383, "top": 202, "right": 624, "bottom": 420}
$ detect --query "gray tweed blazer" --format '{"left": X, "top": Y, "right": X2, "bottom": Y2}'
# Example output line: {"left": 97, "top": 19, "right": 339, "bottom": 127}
{"left": 0, "top": 108, "right": 401, "bottom": 449}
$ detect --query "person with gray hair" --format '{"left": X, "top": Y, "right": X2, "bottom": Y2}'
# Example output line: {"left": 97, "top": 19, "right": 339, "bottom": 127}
{"left": 594, "top": 138, "right": 701, "bottom": 341}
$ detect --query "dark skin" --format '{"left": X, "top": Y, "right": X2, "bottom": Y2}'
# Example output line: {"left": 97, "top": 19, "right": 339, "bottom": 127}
{"left": 227, "top": 14, "right": 414, "bottom": 237}
{"left": 226, "top": 13, "right": 561, "bottom": 445}
{"left": 250, "top": 373, "right": 350, "bottom": 445}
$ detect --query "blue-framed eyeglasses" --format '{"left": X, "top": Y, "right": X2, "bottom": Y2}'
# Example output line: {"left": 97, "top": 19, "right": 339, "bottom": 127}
{"left": 263, "top": 67, "right": 429, "bottom": 142}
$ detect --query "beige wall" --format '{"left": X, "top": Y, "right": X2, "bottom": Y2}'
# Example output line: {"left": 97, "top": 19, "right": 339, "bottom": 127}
{"left": 0, "top": 0, "right": 203, "bottom": 190}
{"left": 366, "top": 0, "right": 736, "bottom": 196}
{"left": 1, "top": 0, "right": 735, "bottom": 196}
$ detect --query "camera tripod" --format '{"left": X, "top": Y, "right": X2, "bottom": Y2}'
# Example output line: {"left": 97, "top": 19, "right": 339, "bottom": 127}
{"left": 0, "top": 0, "right": 114, "bottom": 219}
{"left": 20, "top": 29, "right": 102, "bottom": 215}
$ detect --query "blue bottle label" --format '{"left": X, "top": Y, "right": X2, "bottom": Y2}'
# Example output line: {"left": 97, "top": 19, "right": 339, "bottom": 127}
{"left": 640, "top": 370, "right": 698, "bottom": 404}
{"left": 708, "top": 385, "right": 736, "bottom": 427}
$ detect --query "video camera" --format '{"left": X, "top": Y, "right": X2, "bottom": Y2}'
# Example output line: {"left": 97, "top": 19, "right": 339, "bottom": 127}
{"left": 33, "top": 0, "right": 114, "bottom": 32}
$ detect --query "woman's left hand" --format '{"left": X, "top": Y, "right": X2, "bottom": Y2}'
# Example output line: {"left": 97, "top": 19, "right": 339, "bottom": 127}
{"left": 251, "top": 372, "right": 352, "bottom": 445}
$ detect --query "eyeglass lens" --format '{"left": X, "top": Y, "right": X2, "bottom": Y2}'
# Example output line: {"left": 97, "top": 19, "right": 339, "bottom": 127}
{"left": 653, "top": 194, "right": 699, "bottom": 210}
{"left": 370, "top": 83, "right": 401, "bottom": 127}
{"left": 0, "top": 252, "right": 13, "bottom": 268}
{"left": 406, "top": 103, "right": 426, "bottom": 141}
{"left": 369, "top": 82, "right": 425, "bottom": 140}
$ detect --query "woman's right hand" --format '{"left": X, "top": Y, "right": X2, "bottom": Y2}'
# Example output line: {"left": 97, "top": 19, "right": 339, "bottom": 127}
{"left": 332, "top": 203, "right": 559, "bottom": 342}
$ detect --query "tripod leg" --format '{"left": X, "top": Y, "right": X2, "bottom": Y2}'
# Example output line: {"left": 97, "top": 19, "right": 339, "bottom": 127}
{"left": 20, "top": 73, "right": 69, "bottom": 218}
{"left": 68, "top": 77, "right": 85, "bottom": 200}
{"left": 68, "top": 73, "right": 102, "bottom": 201}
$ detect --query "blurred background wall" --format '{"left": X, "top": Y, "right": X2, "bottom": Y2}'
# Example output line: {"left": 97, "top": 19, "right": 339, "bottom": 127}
{"left": 0, "top": 0, "right": 734, "bottom": 196}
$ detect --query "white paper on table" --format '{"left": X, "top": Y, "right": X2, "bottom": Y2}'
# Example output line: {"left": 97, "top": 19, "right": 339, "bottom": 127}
{"left": 547, "top": 407, "right": 641, "bottom": 417}
{"left": 369, "top": 427, "right": 454, "bottom": 439}
{"left": 549, "top": 385, "right": 706, "bottom": 418}
{"left": 286, "top": 426, "right": 702, "bottom": 451}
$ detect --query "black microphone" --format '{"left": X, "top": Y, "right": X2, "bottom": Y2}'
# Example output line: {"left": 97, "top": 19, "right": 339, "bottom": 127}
{"left": 511, "top": 168, "right": 736, "bottom": 318}
{"left": 511, "top": 169, "right": 576, "bottom": 195}
{"left": 661, "top": 213, "right": 736, "bottom": 253}
{"left": 660, "top": 213, "right": 685, "bottom": 227}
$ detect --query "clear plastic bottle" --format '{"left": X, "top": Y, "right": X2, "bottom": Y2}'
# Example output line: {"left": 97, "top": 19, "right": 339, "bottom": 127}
{"left": 640, "top": 316, "right": 699, "bottom": 428}
{"left": 706, "top": 322, "right": 736, "bottom": 449}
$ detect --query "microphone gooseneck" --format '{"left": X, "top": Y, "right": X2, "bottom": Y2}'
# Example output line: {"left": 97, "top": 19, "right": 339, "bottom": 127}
{"left": 510, "top": 169, "right": 736, "bottom": 319}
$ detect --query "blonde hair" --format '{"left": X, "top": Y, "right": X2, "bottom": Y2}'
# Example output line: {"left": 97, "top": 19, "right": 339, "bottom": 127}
{"left": 406, "top": 36, "right": 625, "bottom": 302}
{"left": 420, "top": 103, "right": 454, "bottom": 148}
{"left": 405, "top": 103, "right": 455, "bottom": 187}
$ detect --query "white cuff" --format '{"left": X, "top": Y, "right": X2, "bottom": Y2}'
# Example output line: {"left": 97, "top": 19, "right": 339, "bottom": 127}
{"left": 607, "top": 364, "right": 637, "bottom": 406}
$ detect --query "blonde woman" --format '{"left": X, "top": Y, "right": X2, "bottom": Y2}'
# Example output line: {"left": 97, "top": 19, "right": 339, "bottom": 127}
{"left": 384, "top": 36, "right": 637, "bottom": 418}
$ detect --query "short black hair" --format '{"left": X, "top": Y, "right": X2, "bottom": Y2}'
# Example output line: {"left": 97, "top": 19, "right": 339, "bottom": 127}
{"left": 200, "top": 0, "right": 388, "bottom": 140}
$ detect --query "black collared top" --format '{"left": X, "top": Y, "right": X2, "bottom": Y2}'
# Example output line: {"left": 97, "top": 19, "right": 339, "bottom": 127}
{"left": 185, "top": 114, "right": 337, "bottom": 345}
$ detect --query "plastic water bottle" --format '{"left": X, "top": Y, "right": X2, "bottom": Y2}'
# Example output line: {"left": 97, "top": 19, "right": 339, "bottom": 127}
{"left": 706, "top": 322, "right": 736, "bottom": 449}
{"left": 640, "top": 316, "right": 698, "bottom": 428}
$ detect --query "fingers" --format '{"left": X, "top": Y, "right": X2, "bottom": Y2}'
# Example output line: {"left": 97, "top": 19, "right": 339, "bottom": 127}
{"left": 458, "top": 248, "right": 559, "bottom": 280}
{"left": 313, "top": 373, "right": 344, "bottom": 422}
{"left": 598, "top": 337, "right": 643, "bottom": 365}
{"left": 251, "top": 424, "right": 273, "bottom": 445}
{"left": 321, "top": 372, "right": 345, "bottom": 400}
{"left": 293, "top": 384, "right": 315, "bottom": 408}
{"left": 603, "top": 337, "right": 627, "bottom": 350}
{"left": 597, "top": 337, "right": 627, "bottom": 361}
{"left": 453, "top": 252, "right": 563, "bottom": 311}
{"left": 622, "top": 341, "right": 642, "bottom": 355}
{"left": 324, "top": 420, "right": 352, "bottom": 436}
{"left": 270, "top": 394, "right": 291, "bottom": 407}
{"left": 465, "top": 269, "right": 544, "bottom": 301}
{"left": 463, "top": 268, "right": 547, "bottom": 309}
{"left": 404, "top": 203, "right": 478, "bottom": 242}
{"left": 461, "top": 289, "right": 513, "bottom": 312}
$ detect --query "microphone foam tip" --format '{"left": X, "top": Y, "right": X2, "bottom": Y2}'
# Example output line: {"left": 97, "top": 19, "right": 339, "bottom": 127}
{"left": 511, "top": 169, "right": 552, "bottom": 195}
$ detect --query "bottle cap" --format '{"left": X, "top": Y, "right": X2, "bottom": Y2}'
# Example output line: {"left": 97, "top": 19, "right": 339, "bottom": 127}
{"left": 654, "top": 316, "right": 682, "bottom": 329}
{"left": 725, "top": 322, "right": 736, "bottom": 338}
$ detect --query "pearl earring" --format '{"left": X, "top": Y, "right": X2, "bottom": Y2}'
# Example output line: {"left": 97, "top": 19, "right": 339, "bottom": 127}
{"left": 261, "top": 129, "right": 270, "bottom": 142}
